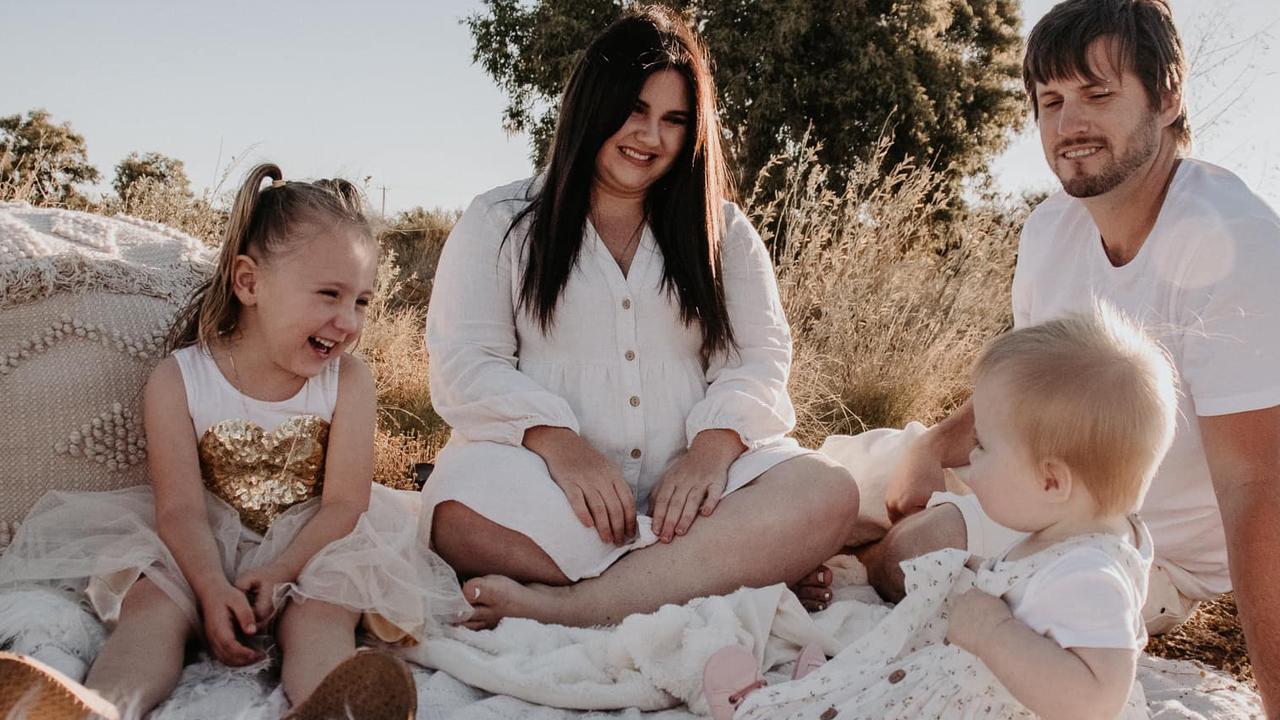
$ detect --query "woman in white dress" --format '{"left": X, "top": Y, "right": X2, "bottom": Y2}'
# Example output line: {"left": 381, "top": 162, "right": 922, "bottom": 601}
{"left": 422, "top": 5, "right": 859, "bottom": 629}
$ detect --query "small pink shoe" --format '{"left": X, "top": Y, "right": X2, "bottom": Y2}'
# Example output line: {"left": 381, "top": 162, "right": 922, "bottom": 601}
{"left": 792, "top": 643, "right": 827, "bottom": 680}
{"left": 702, "top": 645, "right": 766, "bottom": 720}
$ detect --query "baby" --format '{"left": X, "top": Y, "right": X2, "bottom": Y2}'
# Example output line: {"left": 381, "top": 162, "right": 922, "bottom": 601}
{"left": 706, "top": 304, "right": 1176, "bottom": 719}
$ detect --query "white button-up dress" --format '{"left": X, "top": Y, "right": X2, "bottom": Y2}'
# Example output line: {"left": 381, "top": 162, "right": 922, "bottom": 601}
{"left": 421, "top": 179, "right": 809, "bottom": 580}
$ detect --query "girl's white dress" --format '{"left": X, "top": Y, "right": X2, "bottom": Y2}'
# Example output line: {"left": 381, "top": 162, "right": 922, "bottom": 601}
{"left": 0, "top": 345, "right": 471, "bottom": 643}
{"left": 737, "top": 519, "right": 1154, "bottom": 719}
{"left": 422, "top": 179, "right": 811, "bottom": 580}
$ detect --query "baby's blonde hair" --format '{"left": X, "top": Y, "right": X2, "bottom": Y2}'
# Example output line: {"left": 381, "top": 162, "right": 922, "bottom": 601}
{"left": 974, "top": 304, "right": 1177, "bottom": 514}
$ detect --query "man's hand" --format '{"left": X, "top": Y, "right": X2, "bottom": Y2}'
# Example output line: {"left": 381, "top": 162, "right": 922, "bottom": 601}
{"left": 886, "top": 401, "right": 977, "bottom": 523}
{"left": 885, "top": 438, "right": 948, "bottom": 523}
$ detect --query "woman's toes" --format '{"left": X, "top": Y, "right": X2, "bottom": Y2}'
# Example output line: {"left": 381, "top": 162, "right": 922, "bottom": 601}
{"left": 461, "top": 578, "right": 486, "bottom": 606}
{"left": 797, "top": 585, "right": 832, "bottom": 604}
{"left": 801, "top": 565, "right": 832, "bottom": 587}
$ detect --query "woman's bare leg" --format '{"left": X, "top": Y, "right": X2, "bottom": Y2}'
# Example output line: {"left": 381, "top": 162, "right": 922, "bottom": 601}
{"left": 461, "top": 454, "right": 859, "bottom": 628}
{"left": 430, "top": 500, "right": 571, "bottom": 585}
{"left": 84, "top": 578, "right": 192, "bottom": 715}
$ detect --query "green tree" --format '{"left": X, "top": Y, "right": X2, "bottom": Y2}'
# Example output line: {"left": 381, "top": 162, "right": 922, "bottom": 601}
{"left": 468, "top": 0, "right": 1027, "bottom": 191}
{"left": 0, "top": 109, "right": 100, "bottom": 205}
{"left": 113, "top": 151, "right": 191, "bottom": 199}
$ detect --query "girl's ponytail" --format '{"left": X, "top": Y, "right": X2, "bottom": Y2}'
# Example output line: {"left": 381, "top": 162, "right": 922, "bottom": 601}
{"left": 167, "top": 163, "right": 281, "bottom": 352}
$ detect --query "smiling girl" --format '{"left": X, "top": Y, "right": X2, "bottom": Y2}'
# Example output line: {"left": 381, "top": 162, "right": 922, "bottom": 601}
{"left": 0, "top": 165, "right": 469, "bottom": 719}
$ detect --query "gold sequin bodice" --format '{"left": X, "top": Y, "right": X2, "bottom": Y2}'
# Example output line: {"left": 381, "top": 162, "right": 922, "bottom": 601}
{"left": 198, "top": 415, "right": 329, "bottom": 535}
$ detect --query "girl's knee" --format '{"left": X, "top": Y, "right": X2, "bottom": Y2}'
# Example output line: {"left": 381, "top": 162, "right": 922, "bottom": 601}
{"left": 120, "top": 578, "right": 186, "bottom": 623}
{"left": 280, "top": 599, "right": 360, "bottom": 630}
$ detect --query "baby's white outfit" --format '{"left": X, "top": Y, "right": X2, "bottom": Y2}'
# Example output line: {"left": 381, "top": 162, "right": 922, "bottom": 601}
{"left": 737, "top": 518, "right": 1153, "bottom": 719}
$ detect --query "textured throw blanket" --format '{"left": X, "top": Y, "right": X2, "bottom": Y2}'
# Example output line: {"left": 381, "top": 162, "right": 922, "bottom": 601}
{"left": 0, "top": 556, "right": 1260, "bottom": 719}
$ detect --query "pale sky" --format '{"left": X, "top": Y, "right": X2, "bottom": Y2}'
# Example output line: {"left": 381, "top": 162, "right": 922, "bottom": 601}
{"left": 4, "top": 0, "right": 1277, "bottom": 213}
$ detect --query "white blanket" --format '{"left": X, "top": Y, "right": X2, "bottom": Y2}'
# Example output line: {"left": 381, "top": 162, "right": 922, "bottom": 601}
{"left": 0, "top": 558, "right": 1260, "bottom": 719}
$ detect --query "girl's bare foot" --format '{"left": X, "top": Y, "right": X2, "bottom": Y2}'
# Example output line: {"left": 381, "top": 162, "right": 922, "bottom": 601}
{"left": 458, "top": 576, "right": 573, "bottom": 630}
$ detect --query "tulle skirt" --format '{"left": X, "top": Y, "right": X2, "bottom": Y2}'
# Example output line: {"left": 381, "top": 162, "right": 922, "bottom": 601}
{"left": 0, "top": 483, "right": 471, "bottom": 643}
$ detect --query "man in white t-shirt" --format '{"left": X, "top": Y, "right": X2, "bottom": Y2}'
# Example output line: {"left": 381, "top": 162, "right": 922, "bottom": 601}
{"left": 857, "top": 0, "right": 1280, "bottom": 711}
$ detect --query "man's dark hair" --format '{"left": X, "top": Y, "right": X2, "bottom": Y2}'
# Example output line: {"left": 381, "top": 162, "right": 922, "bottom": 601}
{"left": 1024, "top": 0, "right": 1190, "bottom": 149}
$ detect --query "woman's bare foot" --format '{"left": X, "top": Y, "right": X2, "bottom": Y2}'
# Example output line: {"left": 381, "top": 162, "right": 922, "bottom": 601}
{"left": 789, "top": 564, "right": 833, "bottom": 611}
{"left": 458, "top": 576, "right": 574, "bottom": 630}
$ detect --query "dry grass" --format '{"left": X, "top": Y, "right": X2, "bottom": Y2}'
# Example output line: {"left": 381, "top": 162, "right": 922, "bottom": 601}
{"left": 752, "top": 142, "right": 1020, "bottom": 444}
{"left": 1148, "top": 594, "right": 1254, "bottom": 685}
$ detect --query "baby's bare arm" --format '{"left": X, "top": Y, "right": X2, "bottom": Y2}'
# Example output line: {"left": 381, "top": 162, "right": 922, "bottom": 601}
{"left": 948, "top": 588, "right": 1136, "bottom": 718}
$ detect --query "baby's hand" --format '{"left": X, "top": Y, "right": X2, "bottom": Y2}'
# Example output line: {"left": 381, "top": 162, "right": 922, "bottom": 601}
{"left": 946, "top": 588, "right": 1014, "bottom": 654}
{"left": 199, "top": 582, "right": 263, "bottom": 667}
{"left": 234, "top": 563, "right": 293, "bottom": 624}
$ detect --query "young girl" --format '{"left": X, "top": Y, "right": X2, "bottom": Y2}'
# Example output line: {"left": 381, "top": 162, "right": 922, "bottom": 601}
{"left": 0, "top": 164, "right": 470, "bottom": 718}
{"left": 703, "top": 306, "right": 1177, "bottom": 720}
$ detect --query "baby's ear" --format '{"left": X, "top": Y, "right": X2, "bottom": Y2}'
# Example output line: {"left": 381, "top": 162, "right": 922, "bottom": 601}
{"left": 1039, "top": 458, "right": 1074, "bottom": 504}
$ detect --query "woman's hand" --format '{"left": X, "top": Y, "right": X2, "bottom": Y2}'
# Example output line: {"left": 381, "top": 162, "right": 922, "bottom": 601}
{"left": 198, "top": 581, "right": 263, "bottom": 667}
{"left": 649, "top": 429, "right": 745, "bottom": 542}
{"left": 525, "top": 426, "right": 637, "bottom": 545}
{"left": 234, "top": 562, "right": 294, "bottom": 624}
{"left": 945, "top": 588, "right": 1015, "bottom": 656}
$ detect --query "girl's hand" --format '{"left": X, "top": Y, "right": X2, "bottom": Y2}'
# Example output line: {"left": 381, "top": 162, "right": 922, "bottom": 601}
{"left": 198, "top": 582, "right": 263, "bottom": 667}
{"left": 234, "top": 563, "right": 294, "bottom": 623}
{"left": 946, "top": 588, "right": 1015, "bottom": 655}
{"left": 525, "top": 426, "right": 637, "bottom": 545}
{"left": 649, "top": 429, "right": 745, "bottom": 542}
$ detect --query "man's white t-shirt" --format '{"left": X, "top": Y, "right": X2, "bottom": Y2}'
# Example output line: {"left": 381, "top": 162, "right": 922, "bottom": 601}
{"left": 1012, "top": 159, "right": 1280, "bottom": 600}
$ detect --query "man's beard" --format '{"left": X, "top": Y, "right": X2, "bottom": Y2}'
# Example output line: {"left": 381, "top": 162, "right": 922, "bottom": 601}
{"left": 1058, "top": 120, "right": 1159, "bottom": 198}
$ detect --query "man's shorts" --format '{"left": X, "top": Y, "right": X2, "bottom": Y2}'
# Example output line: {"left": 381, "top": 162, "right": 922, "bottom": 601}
{"left": 927, "top": 490, "right": 1201, "bottom": 636}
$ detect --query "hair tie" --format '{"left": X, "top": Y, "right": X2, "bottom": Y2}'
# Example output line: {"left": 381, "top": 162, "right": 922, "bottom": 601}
{"left": 271, "top": 179, "right": 286, "bottom": 188}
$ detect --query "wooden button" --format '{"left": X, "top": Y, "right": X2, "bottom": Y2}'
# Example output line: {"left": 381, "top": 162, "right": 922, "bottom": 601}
{"left": 629, "top": 395, "right": 640, "bottom": 407}
{"left": 624, "top": 350, "right": 635, "bottom": 361}
{"left": 622, "top": 298, "right": 632, "bottom": 309}
{"left": 630, "top": 448, "right": 642, "bottom": 459}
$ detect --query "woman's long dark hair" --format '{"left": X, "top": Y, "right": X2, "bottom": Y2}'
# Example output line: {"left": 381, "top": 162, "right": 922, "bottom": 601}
{"left": 508, "top": 5, "right": 736, "bottom": 362}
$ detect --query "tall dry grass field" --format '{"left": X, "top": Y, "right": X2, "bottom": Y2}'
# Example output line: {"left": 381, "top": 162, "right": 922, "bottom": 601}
{"left": 752, "top": 144, "right": 1020, "bottom": 445}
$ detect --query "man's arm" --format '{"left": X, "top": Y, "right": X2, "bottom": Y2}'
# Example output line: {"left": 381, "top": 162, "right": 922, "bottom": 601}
{"left": 1200, "top": 405, "right": 1280, "bottom": 714}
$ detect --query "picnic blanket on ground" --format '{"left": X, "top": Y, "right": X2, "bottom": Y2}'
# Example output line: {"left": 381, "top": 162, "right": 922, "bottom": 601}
{"left": 0, "top": 555, "right": 1260, "bottom": 719}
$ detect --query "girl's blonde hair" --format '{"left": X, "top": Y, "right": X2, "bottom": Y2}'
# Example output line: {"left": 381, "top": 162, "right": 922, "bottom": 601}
{"left": 974, "top": 304, "right": 1177, "bottom": 514}
{"left": 168, "top": 163, "right": 372, "bottom": 351}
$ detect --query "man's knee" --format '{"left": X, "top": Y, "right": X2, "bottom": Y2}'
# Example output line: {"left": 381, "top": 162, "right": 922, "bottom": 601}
{"left": 865, "top": 504, "right": 967, "bottom": 602}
